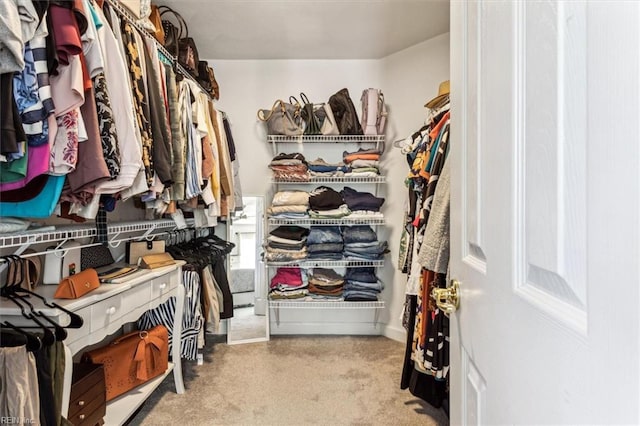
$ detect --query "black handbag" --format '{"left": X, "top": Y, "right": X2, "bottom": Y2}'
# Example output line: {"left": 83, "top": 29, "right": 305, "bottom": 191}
{"left": 298, "top": 93, "right": 322, "bottom": 135}
{"left": 81, "top": 244, "right": 115, "bottom": 271}
{"left": 197, "top": 60, "right": 220, "bottom": 100}
{"left": 328, "top": 88, "right": 363, "bottom": 135}
{"left": 159, "top": 5, "right": 182, "bottom": 58}
{"left": 159, "top": 6, "right": 199, "bottom": 77}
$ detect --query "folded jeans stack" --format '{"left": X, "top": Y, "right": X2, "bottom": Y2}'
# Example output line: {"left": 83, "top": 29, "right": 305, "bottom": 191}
{"left": 269, "top": 267, "right": 308, "bottom": 299}
{"left": 267, "top": 190, "right": 310, "bottom": 219}
{"left": 307, "top": 226, "right": 343, "bottom": 260}
{"left": 342, "top": 225, "right": 389, "bottom": 260}
{"left": 307, "top": 268, "right": 344, "bottom": 299}
{"left": 343, "top": 267, "right": 382, "bottom": 301}
{"left": 269, "top": 152, "right": 309, "bottom": 182}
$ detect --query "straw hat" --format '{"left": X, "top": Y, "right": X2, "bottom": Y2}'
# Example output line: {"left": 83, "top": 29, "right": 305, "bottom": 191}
{"left": 425, "top": 80, "right": 450, "bottom": 108}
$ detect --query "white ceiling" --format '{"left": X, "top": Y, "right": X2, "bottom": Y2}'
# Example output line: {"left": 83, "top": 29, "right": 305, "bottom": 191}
{"left": 156, "top": 0, "right": 450, "bottom": 60}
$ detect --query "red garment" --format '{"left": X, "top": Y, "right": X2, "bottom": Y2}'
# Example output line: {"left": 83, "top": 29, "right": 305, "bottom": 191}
{"left": 270, "top": 267, "right": 303, "bottom": 288}
{"left": 49, "top": 4, "right": 83, "bottom": 66}
{"left": 429, "top": 111, "right": 450, "bottom": 141}
{"left": 65, "top": 84, "right": 110, "bottom": 194}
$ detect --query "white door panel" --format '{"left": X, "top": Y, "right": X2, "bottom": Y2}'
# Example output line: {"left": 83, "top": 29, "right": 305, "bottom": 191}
{"left": 515, "top": 0, "right": 588, "bottom": 333}
{"left": 450, "top": 1, "right": 640, "bottom": 424}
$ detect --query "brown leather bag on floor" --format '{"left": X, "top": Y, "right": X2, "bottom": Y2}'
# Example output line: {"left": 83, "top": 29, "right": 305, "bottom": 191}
{"left": 82, "top": 325, "right": 169, "bottom": 401}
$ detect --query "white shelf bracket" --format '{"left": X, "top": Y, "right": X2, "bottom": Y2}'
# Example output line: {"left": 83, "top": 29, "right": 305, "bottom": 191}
{"left": 108, "top": 232, "right": 123, "bottom": 248}
{"left": 141, "top": 224, "right": 158, "bottom": 241}
{"left": 0, "top": 235, "right": 40, "bottom": 274}
{"left": 274, "top": 305, "right": 280, "bottom": 326}
{"left": 15, "top": 235, "right": 42, "bottom": 257}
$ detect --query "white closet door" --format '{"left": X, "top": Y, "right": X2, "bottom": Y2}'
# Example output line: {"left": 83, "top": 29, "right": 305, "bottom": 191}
{"left": 449, "top": 1, "right": 640, "bottom": 424}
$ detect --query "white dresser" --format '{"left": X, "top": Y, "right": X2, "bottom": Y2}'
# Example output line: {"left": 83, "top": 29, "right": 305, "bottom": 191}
{"left": 0, "top": 261, "right": 186, "bottom": 425}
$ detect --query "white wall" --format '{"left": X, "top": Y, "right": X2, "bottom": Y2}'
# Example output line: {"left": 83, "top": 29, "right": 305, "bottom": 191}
{"left": 213, "top": 59, "right": 383, "bottom": 197}
{"left": 378, "top": 33, "right": 451, "bottom": 340}
{"left": 209, "top": 33, "right": 450, "bottom": 340}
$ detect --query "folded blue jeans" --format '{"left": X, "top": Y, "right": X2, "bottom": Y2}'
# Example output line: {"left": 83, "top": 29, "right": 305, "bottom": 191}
{"left": 345, "top": 280, "right": 384, "bottom": 292}
{"left": 344, "top": 241, "right": 388, "bottom": 253}
{"left": 307, "top": 242, "right": 344, "bottom": 253}
{"left": 344, "top": 251, "right": 384, "bottom": 260}
{"left": 307, "top": 226, "right": 342, "bottom": 244}
{"left": 345, "top": 269, "right": 377, "bottom": 283}
{"left": 341, "top": 225, "right": 377, "bottom": 244}
{"left": 308, "top": 252, "right": 344, "bottom": 260}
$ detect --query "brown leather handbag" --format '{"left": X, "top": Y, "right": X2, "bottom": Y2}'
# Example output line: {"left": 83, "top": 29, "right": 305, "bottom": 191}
{"left": 82, "top": 325, "right": 169, "bottom": 401}
{"left": 197, "top": 61, "right": 220, "bottom": 100}
{"left": 149, "top": 4, "right": 165, "bottom": 44}
{"left": 53, "top": 268, "right": 100, "bottom": 299}
{"left": 159, "top": 5, "right": 199, "bottom": 76}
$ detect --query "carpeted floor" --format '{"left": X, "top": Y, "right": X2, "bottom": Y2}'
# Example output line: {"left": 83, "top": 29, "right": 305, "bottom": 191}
{"left": 127, "top": 335, "right": 448, "bottom": 426}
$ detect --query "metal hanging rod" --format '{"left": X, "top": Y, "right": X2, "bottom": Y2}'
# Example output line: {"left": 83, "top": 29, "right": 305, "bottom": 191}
{"left": 105, "top": 0, "right": 215, "bottom": 101}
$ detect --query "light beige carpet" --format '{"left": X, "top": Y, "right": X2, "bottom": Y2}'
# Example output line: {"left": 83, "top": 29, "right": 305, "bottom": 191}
{"left": 127, "top": 335, "right": 449, "bottom": 426}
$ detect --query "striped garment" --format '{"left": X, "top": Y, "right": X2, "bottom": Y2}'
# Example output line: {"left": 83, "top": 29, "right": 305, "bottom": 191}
{"left": 137, "top": 269, "right": 203, "bottom": 361}
{"left": 183, "top": 84, "right": 203, "bottom": 200}
{"left": 13, "top": 36, "right": 55, "bottom": 147}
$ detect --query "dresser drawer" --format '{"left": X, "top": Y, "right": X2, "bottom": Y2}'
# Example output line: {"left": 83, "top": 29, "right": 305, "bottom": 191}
{"left": 90, "top": 295, "right": 124, "bottom": 331}
{"left": 150, "top": 270, "right": 179, "bottom": 301}
{"left": 68, "top": 400, "right": 105, "bottom": 426}
{"left": 69, "top": 363, "right": 106, "bottom": 424}
{"left": 65, "top": 305, "right": 92, "bottom": 344}
{"left": 121, "top": 279, "right": 152, "bottom": 313}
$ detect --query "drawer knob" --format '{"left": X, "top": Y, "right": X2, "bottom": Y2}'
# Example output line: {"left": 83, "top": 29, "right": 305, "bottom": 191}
{"left": 159, "top": 283, "right": 167, "bottom": 289}
{"left": 78, "top": 400, "right": 85, "bottom": 406}
{"left": 79, "top": 414, "right": 85, "bottom": 420}
{"left": 106, "top": 306, "right": 117, "bottom": 315}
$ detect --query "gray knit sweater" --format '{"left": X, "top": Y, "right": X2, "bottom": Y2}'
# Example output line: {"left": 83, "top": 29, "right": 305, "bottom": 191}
{"left": 417, "top": 157, "right": 450, "bottom": 274}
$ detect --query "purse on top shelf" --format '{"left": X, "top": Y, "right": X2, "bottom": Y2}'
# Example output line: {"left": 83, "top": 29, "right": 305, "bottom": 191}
{"left": 54, "top": 268, "right": 100, "bottom": 299}
{"left": 257, "top": 99, "right": 304, "bottom": 136}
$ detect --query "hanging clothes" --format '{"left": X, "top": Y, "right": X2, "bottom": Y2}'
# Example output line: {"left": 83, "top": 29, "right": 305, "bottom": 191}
{"left": 397, "top": 88, "right": 451, "bottom": 409}
{"left": 138, "top": 269, "right": 203, "bottom": 361}
{"left": 0, "top": 0, "right": 233, "bottom": 222}
{"left": 0, "top": 345, "right": 40, "bottom": 422}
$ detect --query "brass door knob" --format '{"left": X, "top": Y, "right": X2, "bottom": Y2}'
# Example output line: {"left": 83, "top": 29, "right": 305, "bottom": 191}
{"left": 431, "top": 279, "right": 460, "bottom": 316}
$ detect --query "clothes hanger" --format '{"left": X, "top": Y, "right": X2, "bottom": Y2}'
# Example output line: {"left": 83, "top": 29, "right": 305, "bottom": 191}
{"left": 8, "top": 283, "right": 67, "bottom": 342}
{"left": 10, "top": 287, "right": 84, "bottom": 329}
{"left": 1, "top": 256, "right": 66, "bottom": 343}
{"left": 4, "top": 255, "right": 83, "bottom": 329}
{"left": 6, "top": 257, "right": 69, "bottom": 342}
{"left": 1, "top": 289, "right": 55, "bottom": 346}
{"left": 1, "top": 322, "right": 43, "bottom": 352}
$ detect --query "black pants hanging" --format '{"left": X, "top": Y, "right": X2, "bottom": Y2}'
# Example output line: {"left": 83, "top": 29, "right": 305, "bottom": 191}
{"left": 212, "top": 257, "right": 234, "bottom": 319}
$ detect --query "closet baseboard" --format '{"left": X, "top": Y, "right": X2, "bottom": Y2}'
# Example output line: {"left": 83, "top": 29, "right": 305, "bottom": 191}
{"left": 381, "top": 325, "right": 406, "bottom": 343}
